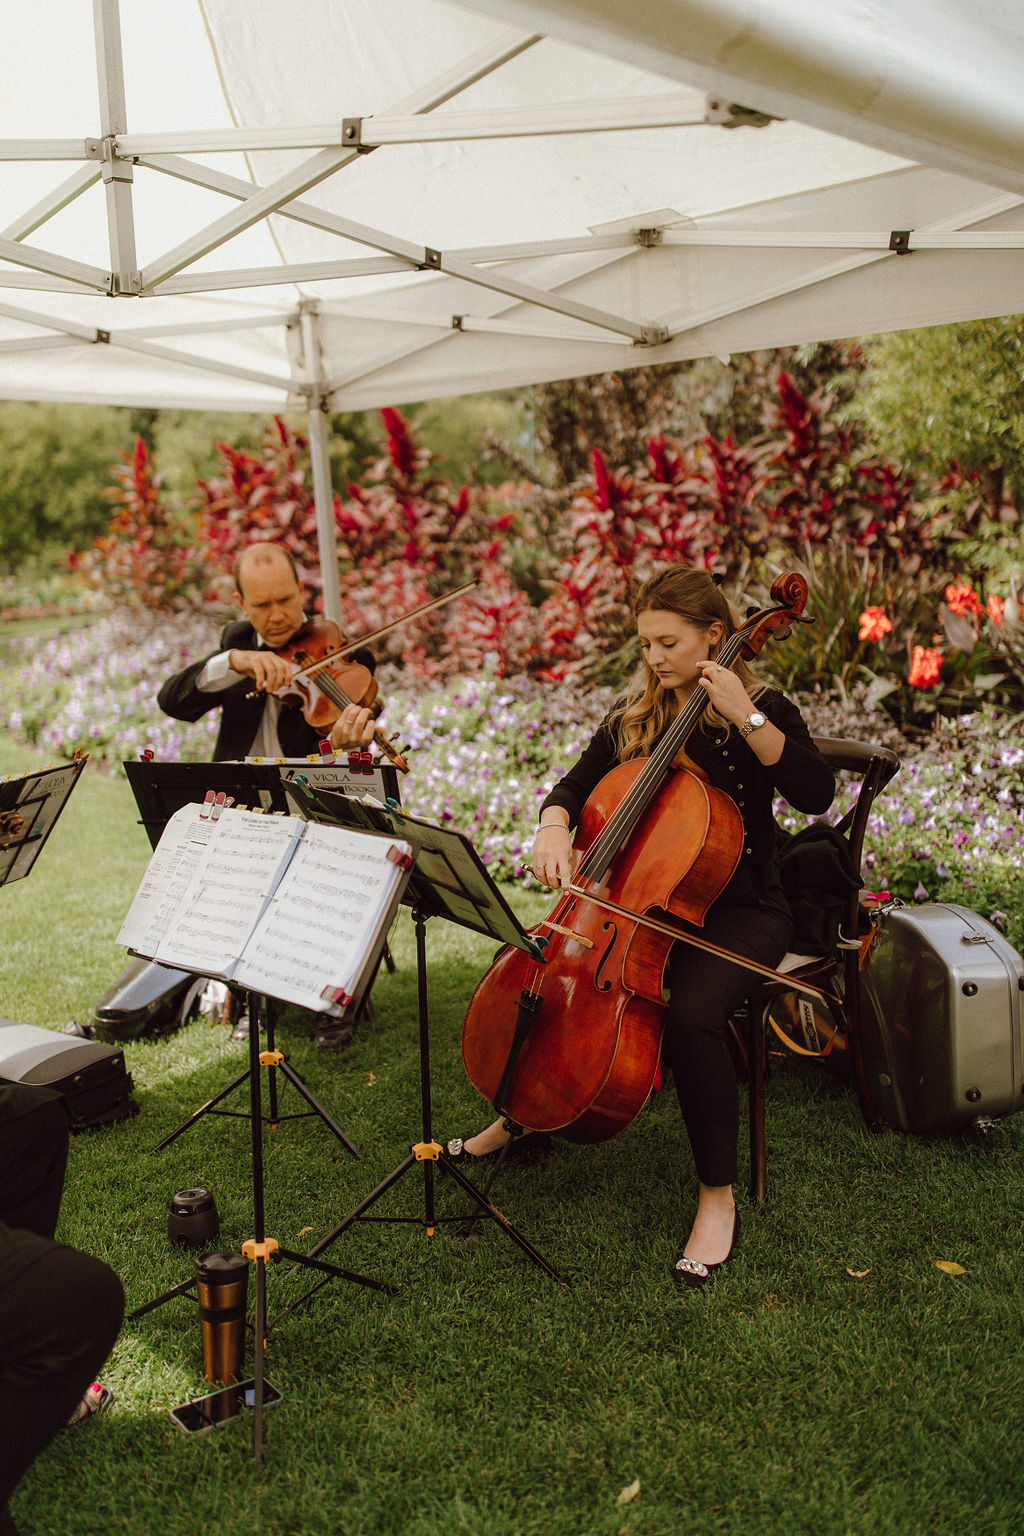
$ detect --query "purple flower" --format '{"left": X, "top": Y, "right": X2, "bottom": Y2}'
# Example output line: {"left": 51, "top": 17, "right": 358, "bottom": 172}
{"left": 913, "top": 881, "right": 930, "bottom": 902}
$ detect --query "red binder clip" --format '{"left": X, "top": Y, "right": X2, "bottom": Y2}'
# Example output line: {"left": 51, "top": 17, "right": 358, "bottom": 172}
{"left": 318, "top": 739, "right": 336, "bottom": 764}
{"left": 199, "top": 790, "right": 216, "bottom": 818}
{"left": 359, "top": 750, "right": 374, "bottom": 775}
{"left": 387, "top": 843, "right": 413, "bottom": 871}
{"left": 320, "top": 984, "right": 352, "bottom": 1008}
{"left": 139, "top": 747, "right": 155, "bottom": 762}
{"left": 211, "top": 792, "right": 227, "bottom": 821}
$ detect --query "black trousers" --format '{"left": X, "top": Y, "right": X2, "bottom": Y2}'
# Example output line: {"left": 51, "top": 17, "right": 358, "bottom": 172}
{"left": 662, "top": 900, "right": 793, "bottom": 1187}
{"left": 0, "top": 1088, "right": 124, "bottom": 1507}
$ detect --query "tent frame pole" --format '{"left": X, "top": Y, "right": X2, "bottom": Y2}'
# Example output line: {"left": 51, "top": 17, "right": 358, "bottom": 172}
{"left": 301, "top": 305, "right": 343, "bottom": 625}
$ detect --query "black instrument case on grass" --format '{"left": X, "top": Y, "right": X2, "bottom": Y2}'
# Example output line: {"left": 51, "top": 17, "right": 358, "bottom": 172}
{"left": 859, "top": 903, "right": 1024, "bottom": 1132}
{"left": 0, "top": 1018, "right": 137, "bottom": 1131}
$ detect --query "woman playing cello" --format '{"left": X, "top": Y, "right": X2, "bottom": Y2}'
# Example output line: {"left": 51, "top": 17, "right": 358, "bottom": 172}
{"left": 448, "top": 566, "right": 835, "bottom": 1288}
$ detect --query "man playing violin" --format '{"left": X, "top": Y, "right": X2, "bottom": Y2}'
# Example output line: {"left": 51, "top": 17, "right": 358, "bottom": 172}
{"left": 158, "top": 542, "right": 377, "bottom": 761}
{"left": 449, "top": 567, "right": 835, "bottom": 1289}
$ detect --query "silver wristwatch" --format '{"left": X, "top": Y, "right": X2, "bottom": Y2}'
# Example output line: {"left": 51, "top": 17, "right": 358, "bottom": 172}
{"left": 739, "top": 710, "right": 767, "bottom": 739}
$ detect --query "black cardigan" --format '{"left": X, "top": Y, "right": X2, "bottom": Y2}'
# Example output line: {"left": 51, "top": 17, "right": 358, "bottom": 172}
{"left": 157, "top": 618, "right": 376, "bottom": 762}
{"left": 539, "top": 689, "right": 835, "bottom": 913}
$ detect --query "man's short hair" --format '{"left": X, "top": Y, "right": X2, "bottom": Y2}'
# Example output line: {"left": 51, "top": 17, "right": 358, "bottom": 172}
{"left": 234, "top": 543, "right": 301, "bottom": 599}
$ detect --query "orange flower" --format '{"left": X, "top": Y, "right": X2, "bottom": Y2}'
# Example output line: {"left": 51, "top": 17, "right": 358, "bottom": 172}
{"left": 986, "top": 594, "right": 1005, "bottom": 628}
{"left": 908, "top": 644, "right": 944, "bottom": 689}
{"left": 944, "top": 582, "right": 985, "bottom": 617}
{"left": 858, "top": 606, "right": 893, "bottom": 642}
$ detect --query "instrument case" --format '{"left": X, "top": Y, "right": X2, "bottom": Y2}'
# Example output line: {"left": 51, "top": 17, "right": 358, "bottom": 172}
{"left": 88, "top": 956, "right": 203, "bottom": 1043}
{"left": 0, "top": 1018, "right": 138, "bottom": 1131}
{"left": 859, "top": 903, "right": 1024, "bottom": 1132}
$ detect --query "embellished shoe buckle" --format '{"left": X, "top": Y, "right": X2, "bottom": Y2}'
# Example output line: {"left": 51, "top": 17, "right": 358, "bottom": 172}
{"left": 673, "top": 1256, "right": 710, "bottom": 1279}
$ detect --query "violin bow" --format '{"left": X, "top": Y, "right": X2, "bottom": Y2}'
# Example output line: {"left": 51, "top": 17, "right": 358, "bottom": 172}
{"left": 559, "top": 884, "right": 832, "bottom": 1004}
{"left": 289, "top": 578, "right": 480, "bottom": 683}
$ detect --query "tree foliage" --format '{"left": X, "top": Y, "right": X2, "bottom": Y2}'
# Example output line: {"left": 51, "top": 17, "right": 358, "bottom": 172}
{"left": 854, "top": 317, "right": 1024, "bottom": 509}
{"left": 0, "top": 402, "right": 133, "bottom": 566}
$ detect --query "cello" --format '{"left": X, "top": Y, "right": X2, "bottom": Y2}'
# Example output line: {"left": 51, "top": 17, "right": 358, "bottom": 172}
{"left": 460, "top": 572, "right": 810, "bottom": 1144}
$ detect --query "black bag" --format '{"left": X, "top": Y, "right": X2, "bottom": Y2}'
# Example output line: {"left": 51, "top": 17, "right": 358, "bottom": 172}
{"left": 777, "top": 822, "right": 863, "bottom": 955}
{"left": 0, "top": 1018, "right": 138, "bottom": 1131}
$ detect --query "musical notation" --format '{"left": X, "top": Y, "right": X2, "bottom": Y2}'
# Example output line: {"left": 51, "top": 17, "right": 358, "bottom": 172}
{"left": 117, "top": 804, "right": 413, "bottom": 1015}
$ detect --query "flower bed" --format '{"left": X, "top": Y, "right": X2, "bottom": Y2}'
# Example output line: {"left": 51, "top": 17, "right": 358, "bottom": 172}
{"left": 2, "top": 613, "right": 1020, "bottom": 945}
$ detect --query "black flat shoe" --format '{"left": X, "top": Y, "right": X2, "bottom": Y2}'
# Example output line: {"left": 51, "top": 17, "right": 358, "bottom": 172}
{"left": 670, "top": 1209, "right": 741, "bottom": 1290}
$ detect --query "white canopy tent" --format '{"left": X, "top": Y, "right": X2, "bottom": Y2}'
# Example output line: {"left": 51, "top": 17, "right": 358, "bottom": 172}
{"left": 2, "top": 0, "right": 1022, "bottom": 616}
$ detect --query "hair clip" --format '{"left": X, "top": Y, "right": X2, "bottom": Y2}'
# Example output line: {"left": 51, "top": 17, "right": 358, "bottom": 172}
{"left": 710, "top": 572, "right": 725, "bottom": 586}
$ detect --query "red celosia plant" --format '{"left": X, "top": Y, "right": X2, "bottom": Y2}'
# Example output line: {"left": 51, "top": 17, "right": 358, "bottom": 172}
{"left": 69, "top": 437, "right": 203, "bottom": 610}
{"left": 195, "top": 417, "right": 325, "bottom": 601}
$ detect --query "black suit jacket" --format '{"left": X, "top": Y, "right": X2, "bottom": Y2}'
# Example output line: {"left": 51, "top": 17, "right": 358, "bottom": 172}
{"left": 157, "top": 619, "right": 375, "bottom": 762}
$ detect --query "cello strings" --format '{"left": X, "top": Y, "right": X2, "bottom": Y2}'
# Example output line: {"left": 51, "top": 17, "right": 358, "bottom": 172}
{"left": 577, "top": 631, "right": 746, "bottom": 882}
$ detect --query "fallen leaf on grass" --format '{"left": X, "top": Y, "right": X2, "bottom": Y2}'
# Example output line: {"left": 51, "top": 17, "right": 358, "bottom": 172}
{"left": 298, "top": 1226, "right": 313, "bottom": 1237}
{"left": 934, "top": 1260, "right": 967, "bottom": 1276}
{"left": 367, "top": 1071, "right": 377, "bottom": 1085}
{"left": 845, "top": 1267, "right": 871, "bottom": 1278}
{"left": 615, "top": 1479, "right": 641, "bottom": 1507}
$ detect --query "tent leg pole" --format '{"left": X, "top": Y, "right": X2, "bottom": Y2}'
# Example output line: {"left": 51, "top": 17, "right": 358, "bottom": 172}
{"left": 302, "top": 306, "right": 342, "bottom": 625}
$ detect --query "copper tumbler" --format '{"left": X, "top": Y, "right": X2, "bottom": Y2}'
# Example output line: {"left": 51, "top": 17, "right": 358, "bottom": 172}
{"left": 195, "top": 1250, "right": 249, "bottom": 1384}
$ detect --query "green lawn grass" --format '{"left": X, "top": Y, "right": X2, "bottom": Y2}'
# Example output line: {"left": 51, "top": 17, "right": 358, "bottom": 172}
{"left": 3, "top": 740, "right": 1024, "bottom": 1536}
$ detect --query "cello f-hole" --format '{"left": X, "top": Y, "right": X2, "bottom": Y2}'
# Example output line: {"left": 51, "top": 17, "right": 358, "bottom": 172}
{"left": 593, "top": 922, "right": 618, "bottom": 992}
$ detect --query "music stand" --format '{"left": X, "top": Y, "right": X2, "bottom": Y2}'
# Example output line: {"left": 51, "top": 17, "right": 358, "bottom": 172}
{"left": 1, "top": 755, "right": 88, "bottom": 889}
{"left": 124, "top": 755, "right": 401, "bottom": 851}
{"left": 122, "top": 804, "right": 413, "bottom": 1466}
{"left": 278, "top": 780, "right": 569, "bottom": 1304}
{"left": 123, "top": 760, "right": 367, "bottom": 1158}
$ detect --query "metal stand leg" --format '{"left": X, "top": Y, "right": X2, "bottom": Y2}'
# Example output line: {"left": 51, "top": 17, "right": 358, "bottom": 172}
{"left": 290, "top": 910, "right": 570, "bottom": 1291}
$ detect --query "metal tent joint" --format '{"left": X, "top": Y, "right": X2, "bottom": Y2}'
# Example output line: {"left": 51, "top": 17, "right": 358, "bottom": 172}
{"left": 705, "top": 98, "right": 777, "bottom": 129}
{"left": 85, "top": 135, "right": 135, "bottom": 184}
{"left": 637, "top": 324, "right": 670, "bottom": 346}
{"left": 634, "top": 228, "right": 663, "bottom": 248}
{"left": 108, "top": 271, "right": 142, "bottom": 296}
{"left": 889, "top": 229, "right": 913, "bottom": 254}
{"left": 421, "top": 247, "right": 442, "bottom": 270}
{"left": 93, "top": 329, "right": 110, "bottom": 344}
{"left": 341, "top": 118, "right": 374, "bottom": 154}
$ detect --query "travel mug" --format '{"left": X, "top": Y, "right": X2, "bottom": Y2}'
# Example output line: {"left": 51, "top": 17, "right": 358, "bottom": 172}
{"left": 195, "top": 1250, "right": 249, "bottom": 1384}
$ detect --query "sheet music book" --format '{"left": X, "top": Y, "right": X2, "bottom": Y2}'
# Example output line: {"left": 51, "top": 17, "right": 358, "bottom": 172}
{"left": 0, "top": 756, "right": 88, "bottom": 888}
{"left": 116, "top": 803, "right": 414, "bottom": 1016}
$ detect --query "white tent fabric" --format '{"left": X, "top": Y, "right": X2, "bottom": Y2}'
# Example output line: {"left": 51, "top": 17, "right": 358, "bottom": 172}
{"left": 2, "top": 0, "right": 1022, "bottom": 416}
{"left": 1, "top": 0, "right": 1022, "bottom": 608}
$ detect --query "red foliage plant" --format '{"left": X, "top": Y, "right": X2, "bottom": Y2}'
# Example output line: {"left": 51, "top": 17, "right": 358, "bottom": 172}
{"left": 196, "top": 418, "right": 324, "bottom": 601}
{"left": 69, "top": 437, "right": 202, "bottom": 610}
{"left": 195, "top": 408, "right": 549, "bottom": 681}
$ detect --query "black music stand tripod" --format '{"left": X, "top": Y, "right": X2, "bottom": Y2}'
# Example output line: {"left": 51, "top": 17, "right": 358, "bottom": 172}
{"left": 274, "top": 790, "right": 570, "bottom": 1312}
{"left": 151, "top": 985, "right": 362, "bottom": 1158}
{"left": 130, "top": 983, "right": 396, "bottom": 1466}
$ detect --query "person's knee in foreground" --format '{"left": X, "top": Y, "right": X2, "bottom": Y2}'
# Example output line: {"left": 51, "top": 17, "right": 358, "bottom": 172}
{"left": 0, "top": 1085, "right": 124, "bottom": 1534}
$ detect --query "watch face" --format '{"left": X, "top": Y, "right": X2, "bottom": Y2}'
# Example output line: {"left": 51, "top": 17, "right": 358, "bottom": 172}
{"left": 747, "top": 712, "right": 766, "bottom": 728}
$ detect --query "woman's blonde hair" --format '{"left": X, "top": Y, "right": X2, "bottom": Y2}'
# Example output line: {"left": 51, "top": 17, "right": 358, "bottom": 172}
{"left": 610, "top": 567, "right": 765, "bottom": 762}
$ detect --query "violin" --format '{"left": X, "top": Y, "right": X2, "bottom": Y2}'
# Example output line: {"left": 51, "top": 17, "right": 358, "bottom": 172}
{"left": 272, "top": 617, "right": 410, "bottom": 773}
{"left": 254, "top": 579, "right": 479, "bottom": 775}
{"left": 460, "top": 572, "right": 811, "bottom": 1144}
